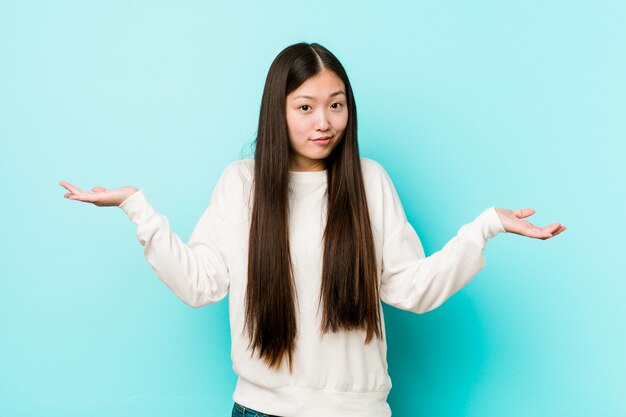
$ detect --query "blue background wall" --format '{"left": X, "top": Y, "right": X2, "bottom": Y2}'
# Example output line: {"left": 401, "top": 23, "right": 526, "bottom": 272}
{"left": 1, "top": 1, "right": 624, "bottom": 416}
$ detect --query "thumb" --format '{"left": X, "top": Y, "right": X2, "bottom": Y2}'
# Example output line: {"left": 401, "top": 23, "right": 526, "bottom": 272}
{"left": 92, "top": 186, "right": 107, "bottom": 193}
{"left": 514, "top": 208, "right": 536, "bottom": 219}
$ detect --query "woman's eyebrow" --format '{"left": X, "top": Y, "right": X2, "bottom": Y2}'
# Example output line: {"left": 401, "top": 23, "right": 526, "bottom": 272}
{"left": 292, "top": 90, "right": 346, "bottom": 100}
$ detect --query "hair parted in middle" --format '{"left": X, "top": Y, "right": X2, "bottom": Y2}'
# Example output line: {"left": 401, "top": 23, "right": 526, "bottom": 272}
{"left": 245, "top": 42, "right": 382, "bottom": 373}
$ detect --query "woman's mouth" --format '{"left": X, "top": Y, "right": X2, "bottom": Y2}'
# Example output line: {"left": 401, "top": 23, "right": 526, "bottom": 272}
{"left": 311, "top": 136, "right": 332, "bottom": 146}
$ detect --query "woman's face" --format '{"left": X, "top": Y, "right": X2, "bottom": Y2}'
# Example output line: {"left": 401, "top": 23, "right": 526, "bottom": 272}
{"left": 285, "top": 69, "right": 348, "bottom": 171}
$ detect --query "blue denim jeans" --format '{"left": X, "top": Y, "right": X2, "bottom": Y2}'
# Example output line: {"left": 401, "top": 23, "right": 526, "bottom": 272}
{"left": 231, "top": 401, "right": 281, "bottom": 417}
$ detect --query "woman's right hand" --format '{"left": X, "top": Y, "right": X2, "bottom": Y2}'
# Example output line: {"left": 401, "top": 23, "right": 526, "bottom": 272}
{"left": 59, "top": 181, "right": 139, "bottom": 207}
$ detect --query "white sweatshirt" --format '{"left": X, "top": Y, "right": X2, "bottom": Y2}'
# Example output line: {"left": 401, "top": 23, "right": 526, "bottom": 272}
{"left": 119, "top": 157, "right": 505, "bottom": 417}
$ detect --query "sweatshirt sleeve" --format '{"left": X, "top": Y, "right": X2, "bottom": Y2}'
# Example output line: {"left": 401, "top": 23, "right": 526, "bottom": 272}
{"left": 118, "top": 166, "right": 234, "bottom": 308}
{"left": 378, "top": 167, "right": 506, "bottom": 314}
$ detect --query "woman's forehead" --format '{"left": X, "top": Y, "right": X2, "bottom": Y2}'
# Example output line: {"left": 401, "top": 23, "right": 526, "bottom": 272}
{"left": 288, "top": 71, "right": 345, "bottom": 100}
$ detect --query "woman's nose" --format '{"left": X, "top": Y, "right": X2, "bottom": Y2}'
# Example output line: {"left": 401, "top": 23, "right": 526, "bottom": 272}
{"left": 316, "top": 110, "right": 330, "bottom": 130}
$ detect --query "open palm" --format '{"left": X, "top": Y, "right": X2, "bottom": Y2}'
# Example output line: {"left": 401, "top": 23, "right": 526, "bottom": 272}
{"left": 495, "top": 208, "right": 566, "bottom": 240}
{"left": 59, "top": 180, "right": 138, "bottom": 207}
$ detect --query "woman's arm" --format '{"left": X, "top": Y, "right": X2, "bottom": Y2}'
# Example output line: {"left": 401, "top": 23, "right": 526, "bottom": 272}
{"left": 380, "top": 206, "right": 504, "bottom": 314}
{"left": 59, "top": 169, "right": 233, "bottom": 308}
{"left": 374, "top": 163, "right": 565, "bottom": 314}
{"left": 118, "top": 188, "right": 230, "bottom": 307}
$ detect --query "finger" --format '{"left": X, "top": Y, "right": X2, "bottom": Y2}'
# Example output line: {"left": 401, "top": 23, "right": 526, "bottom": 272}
{"left": 520, "top": 223, "right": 555, "bottom": 239}
{"left": 67, "top": 193, "right": 97, "bottom": 203}
{"left": 92, "top": 186, "right": 107, "bottom": 192}
{"left": 532, "top": 222, "right": 558, "bottom": 236}
{"left": 514, "top": 208, "right": 535, "bottom": 219}
{"left": 537, "top": 223, "right": 566, "bottom": 239}
{"left": 59, "top": 180, "right": 86, "bottom": 195}
{"left": 533, "top": 229, "right": 554, "bottom": 239}
{"left": 546, "top": 222, "right": 562, "bottom": 232}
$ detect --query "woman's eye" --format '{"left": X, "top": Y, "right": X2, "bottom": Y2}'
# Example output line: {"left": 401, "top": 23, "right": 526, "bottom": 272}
{"left": 300, "top": 105, "right": 310, "bottom": 111}
{"left": 331, "top": 103, "right": 343, "bottom": 109}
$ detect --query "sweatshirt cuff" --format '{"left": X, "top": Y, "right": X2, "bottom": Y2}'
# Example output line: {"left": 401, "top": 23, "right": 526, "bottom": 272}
{"left": 118, "top": 189, "right": 150, "bottom": 220}
{"left": 457, "top": 206, "right": 506, "bottom": 249}
{"left": 484, "top": 206, "right": 506, "bottom": 237}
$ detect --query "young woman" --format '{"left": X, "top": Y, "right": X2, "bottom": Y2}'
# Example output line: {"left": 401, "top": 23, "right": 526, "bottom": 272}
{"left": 59, "top": 42, "right": 566, "bottom": 417}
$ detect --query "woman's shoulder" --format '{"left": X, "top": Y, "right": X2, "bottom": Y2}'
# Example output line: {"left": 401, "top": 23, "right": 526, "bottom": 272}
{"left": 223, "top": 158, "right": 254, "bottom": 172}
{"left": 359, "top": 157, "right": 400, "bottom": 198}
{"left": 359, "top": 157, "right": 390, "bottom": 181}
{"left": 211, "top": 159, "right": 254, "bottom": 222}
{"left": 360, "top": 156, "right": 384, "bottom": 171}
{"left": 219, "top": 158, "right": 254, "bottom": 183}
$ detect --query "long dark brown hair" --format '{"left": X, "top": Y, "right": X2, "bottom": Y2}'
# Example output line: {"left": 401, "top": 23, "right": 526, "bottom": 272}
{"left": 245, "top": 42, "right": 382, "bottom": 373}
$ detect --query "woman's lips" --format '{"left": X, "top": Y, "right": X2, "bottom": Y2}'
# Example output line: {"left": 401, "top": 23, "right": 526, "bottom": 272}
{"left": 311, "top": 136, "right": 332, "bottom": 145}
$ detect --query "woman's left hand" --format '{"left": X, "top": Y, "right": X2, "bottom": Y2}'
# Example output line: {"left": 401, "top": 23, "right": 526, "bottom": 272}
{"left": 495, "top": 208, "right": 566, "bottom": 240}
